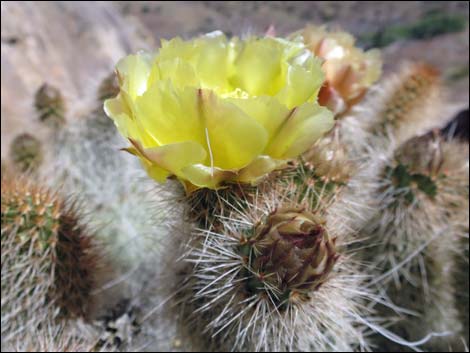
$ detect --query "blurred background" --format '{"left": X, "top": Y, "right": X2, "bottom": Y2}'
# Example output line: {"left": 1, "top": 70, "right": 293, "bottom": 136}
{"left": 1, "top": 1, "right": 469, "bottom": 163}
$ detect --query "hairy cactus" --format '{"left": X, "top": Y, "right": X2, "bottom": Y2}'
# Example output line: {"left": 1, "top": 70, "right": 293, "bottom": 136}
{"left": 96, "top": 30, "right": 411, "bottom": 352}
{"left": 380, "top": 64, "right": 439, "bottom": 128}
{"left": 9, "top": 133, "right": 43, "bottom": 173}
{"left": 41, "top": 106, "right": 167, "bottom": 267}
{"left": 358, "top": 131, "right": 469, "bottom": 350}
{"left": 3, "top": 21, "right": 465, "bottom": 353}
{"left": 1, "top": 176, "right": 101, "bottom": 340}
{"left": 341, "top": 63, "right": 449, "bottom": 157}
{"left": 300, "top": 124, "right": 355, "bottom": 210}
{"left": 162, "top": 167, "right": 383, "bottom": 352}
{"left": 35, "top": 83, "right": 66, "bottom": 129}
{"left": 1, "top": 321, "right": 103, "bottom": 352}
{"left": 454, "top": 234, "right": 469, "bottom": 347}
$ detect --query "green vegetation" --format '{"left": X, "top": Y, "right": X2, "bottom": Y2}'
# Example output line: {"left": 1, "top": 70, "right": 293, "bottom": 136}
{"left": 360, "top": 12, "right": 468, "bottom": 48}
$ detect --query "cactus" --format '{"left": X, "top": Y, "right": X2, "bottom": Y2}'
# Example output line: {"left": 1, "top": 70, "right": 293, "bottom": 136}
{"left": 358, "top": 131, "right": 469, "bottom": 350}
{"left": 454, "top": 234, "right": 469, "bottom": 347}
{"left": 4, "top": 21, "right": 469, "bottom": 353}
{"left": 1, "top": 321, "right": 103, "bottom": 352}
{"left": 34, "top": 83, "right": 66, "bottom": 129}
{"left": 162, "top": 165, "right": 384, "bottom": 352}
{"left": 341, "top": 63, "right": 450, "bottom": 157}
{"left": 41, "top": 105, "right": 174, "bottom": 269}
{"left": 377, "top": 64, "right": 441, "bottom": 134}
{"left": 9, "top": 133, "right": 43, "bottom": 173}
{"left": 1, "top": 175, "right": 101, "bottom": 340}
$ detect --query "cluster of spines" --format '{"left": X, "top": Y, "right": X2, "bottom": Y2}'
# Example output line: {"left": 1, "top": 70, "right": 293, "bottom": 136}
{"left": 454, "top": 236, "right": 469, "bottom": 346}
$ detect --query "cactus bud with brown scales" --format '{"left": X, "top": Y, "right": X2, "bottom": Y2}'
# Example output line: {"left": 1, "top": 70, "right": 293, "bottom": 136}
{"left": 35, "top": 83, "right": 66, "bottom": 129}
{"left": 9, "top": 133, "right": 43, "bottom": 173}
{"left": 247, "top": 207, "right": 339, "bottom": 300}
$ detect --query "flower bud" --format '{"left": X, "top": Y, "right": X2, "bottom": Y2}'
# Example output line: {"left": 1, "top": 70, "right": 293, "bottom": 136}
{"left": 250, "top": 208, "right": 339, "bottom": 295}
{"left": 35, "top": 83, "right": 65, "bottom": 129}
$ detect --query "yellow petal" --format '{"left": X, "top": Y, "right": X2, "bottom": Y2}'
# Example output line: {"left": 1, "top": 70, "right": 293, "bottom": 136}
{"left": 226, "top": 95, "right": 289, "bottom": 141}
{"left": 148, "top": 58, "right": 199, "bottom": 90}
{"left": 276, "top": 60, "right": 324, "bottom": 109}
{"left": 181, "top": 164, "right": 236, "bottom": 190}
{"left": 105, "top": 94, "right": 158, "bottom": 148}
{"left": 194, "top": 33, "right": 234, "bottom": 91}
{"left": 144, "top": 162, "right": 171, "bottom": 183}
{"left": 135, "top": 82, "right": 206, "bottom": 148}
{"left": 198, "top": 89, "right": 268, "bottom": 170}
{"left": 121, "top": 145, "right": 170, "bottom": 183}
{"left": 266, "top": 103, "right": 334, "bottom": 159}
{"left": 231, "top": 37, "right": 283, "bottom": 96}
{"left": 130, "top": 139, "right": 207, "bottom": 177}
{"left": 157, "top": 34, "right": 234, "bottom": 92}
{"left": 158, "top": 37, "right": 196, "bottom": 62}
{"left": 116, "top": 53, "right": 153, "bottom": 100}
{"left": 236, "top": 156, "right": 286, "bottom": 183}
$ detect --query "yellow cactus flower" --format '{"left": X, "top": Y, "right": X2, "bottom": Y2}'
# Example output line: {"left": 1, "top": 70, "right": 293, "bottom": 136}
{"left": 104, "top": 32, "right": 334, "bottom": 192}
{"left": 294, "top": 25, "right": 382, "bottom": 116}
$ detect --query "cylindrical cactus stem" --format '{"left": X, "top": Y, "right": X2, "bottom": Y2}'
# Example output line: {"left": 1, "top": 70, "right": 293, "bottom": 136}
{"left": 9, "top": 133, "right": 43, "bottom": 173}
{"left": 379, "top": 64, "right": 441, "bottom": 132}
{"left": 169, "top": 173, "right": 378, "bottom": 351}
{"left": 35, "top": 83, "right": 66, "bottom": 129}
{"left": 343, "top": 63, "right": 449, "bottom": 153}
{"left": 359, "top": 131, "right": 469, "bottom": 351}
{"left": 1, "top": 322, "right": 102, "bottom": 352}
{"left": 1, "top": 175, "right": 102, "bottom": 339}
